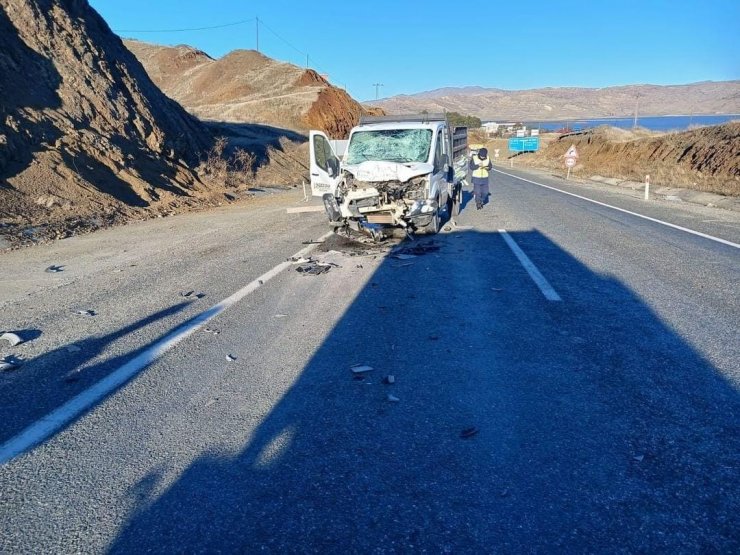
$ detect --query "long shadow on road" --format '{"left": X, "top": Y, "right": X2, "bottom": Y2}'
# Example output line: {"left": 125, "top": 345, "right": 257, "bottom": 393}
{"left": 0, "top": 302, "right": 192, "bottom": 445}
{"left": 109, "top": 229, "right": 739, "bottom": 552}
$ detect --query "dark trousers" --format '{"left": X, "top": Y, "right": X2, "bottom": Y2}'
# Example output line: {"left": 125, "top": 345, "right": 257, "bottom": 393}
{"left": 472, "top": 177, "right": 489, "bottom": 204}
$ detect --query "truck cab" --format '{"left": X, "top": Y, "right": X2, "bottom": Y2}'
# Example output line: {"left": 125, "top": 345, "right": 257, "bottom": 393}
{"left": 309, "top": 114, "right": 468, "bottom": 235}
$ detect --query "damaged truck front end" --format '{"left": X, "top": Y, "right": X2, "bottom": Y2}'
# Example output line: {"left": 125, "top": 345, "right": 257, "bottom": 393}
{"left": 310, "top": 115, "right": 466, "bottom": 236}
{"left": 327, "top": 162, "right": 438, "bottom": 233}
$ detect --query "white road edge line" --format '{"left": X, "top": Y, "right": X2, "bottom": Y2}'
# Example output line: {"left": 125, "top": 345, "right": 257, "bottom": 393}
{"left": 493, "top": 168, "right": 740, "bottom": 250}
{"left": 499, "top": 229, "right": 562, "bottom": 302}
{"left": 0, "top": 231, "right": 334, "bottom": 464}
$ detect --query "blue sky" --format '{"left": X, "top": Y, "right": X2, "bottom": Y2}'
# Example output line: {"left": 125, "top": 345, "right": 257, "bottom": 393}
{"left": 90, "top": 0, "right": 739, "bottom": 102}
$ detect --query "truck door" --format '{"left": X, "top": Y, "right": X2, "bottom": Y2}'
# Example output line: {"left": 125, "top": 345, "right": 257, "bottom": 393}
{"left": 309, "top": 131, "right": 342, "bottom": 197}
{"left": 430, "top": 128, "right": 450, "bottom": 208}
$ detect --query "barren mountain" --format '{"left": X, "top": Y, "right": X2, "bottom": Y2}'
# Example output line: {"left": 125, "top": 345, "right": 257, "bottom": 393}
{"left": 372, "top": 81, "right": 740, "bottom": 121}
{"left": 0, "top": 0, "right": 215, "bottom": 245}
{"left": 124, "top": 40, "right": 381, "bottom": 138}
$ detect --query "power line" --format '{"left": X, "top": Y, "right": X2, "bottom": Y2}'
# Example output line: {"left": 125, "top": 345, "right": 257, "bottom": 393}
{"left": 113, "top": 18, "right": 254, "bottom": 33}
{"left": 114, "top": 15, "right": 353, "bottom": 96}
{"left": 259, "top": 18, "right": 306, "bottom": 59}
{"left": 373, "top": 83, "right": 384, "bottom": 100}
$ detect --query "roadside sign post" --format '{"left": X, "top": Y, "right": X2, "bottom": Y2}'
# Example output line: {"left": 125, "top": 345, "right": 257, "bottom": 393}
{"left": 644, "top": 175, "right": 650, "bottom": 200}
{"left": 564, "top": 144, "right": 578, "bottom": 179}
{"left": 508, "top": 137, "right": 540, "bottom": 169}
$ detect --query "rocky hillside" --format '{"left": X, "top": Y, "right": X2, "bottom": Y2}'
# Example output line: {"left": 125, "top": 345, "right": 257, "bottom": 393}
{"left": 372, "top": 81, "right": 740, "bottom": 121}
{"left": 0, "top": 0, "right": 215, "bottom": 244}
{"left": 124, "top": 40, "right": 382, "bottom": 138}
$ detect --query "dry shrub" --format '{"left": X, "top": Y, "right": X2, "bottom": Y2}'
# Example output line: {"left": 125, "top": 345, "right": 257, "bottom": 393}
{"left": 201, "top": 136, "right": 228, "bottom": 179}
{"left": 227, "top": 148, "right": 256, "bottom": 187}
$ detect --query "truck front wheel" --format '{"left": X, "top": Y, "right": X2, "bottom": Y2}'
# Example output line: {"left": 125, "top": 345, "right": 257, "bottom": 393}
{"left": 421, "top": 206, "right": 440, "bottom": 235}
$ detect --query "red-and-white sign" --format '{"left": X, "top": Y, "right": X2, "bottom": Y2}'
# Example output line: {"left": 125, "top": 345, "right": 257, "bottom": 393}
{"left": 565, "top": 144, "right": 578, "bottom": 159}
{"left": 565, "top": 157, "right": 577, "bottom": 168}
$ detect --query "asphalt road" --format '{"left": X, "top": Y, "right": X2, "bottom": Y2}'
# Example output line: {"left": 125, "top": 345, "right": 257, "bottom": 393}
{"left": 1, "top": 170, "right": 739, "bottom": 553}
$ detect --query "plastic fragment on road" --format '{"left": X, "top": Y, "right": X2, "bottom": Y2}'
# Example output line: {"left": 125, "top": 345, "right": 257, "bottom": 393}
{"left": 66, "top": 344, "right": 82, "bottom": 353}
{"left": 73, "top": 310, "right": 96, "bottom": 316}
{"left": 383, "top": 375, "right": 395, "bottom": 384}
{"left": 0, "top": 332, "right": 24, "bottom": 347}
{"left": 633, "top": 454, "right": 645, "bottom": 462}
{"left": 295, "top": 261, "right": 335, "bottom": 276}
{"left": 204, "top": 327, "right": 220, "bottom": 335}
{"left": 460, "top": 427, "right": 479, "bottom": 438}
{"left": 0, "top": 357, "right": 22, "bottom": 372}
{"left": 387, "top": 394, "right": 400, "bottom": 402}
{"left": 274, "top": 314, "right": 287, "bottom": 318}
{"left": 391, "top": 253, "right": 416, "bottom": 260}
{"left": 180, "top": 290, "right": 194, "bottom": 297}
{"left": 45, "top": 265, "right": 64, "bottom": 273}
{"left": 350, "top": 364, "right": 373, "bottom": 374}
{"left": 226, "top": 354, "right": 237, "bottom": 362}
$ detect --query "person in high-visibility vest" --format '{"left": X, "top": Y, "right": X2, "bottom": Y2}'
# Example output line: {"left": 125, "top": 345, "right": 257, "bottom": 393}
{"left": 469, "top": 147, "right": 493, "bottom": 210}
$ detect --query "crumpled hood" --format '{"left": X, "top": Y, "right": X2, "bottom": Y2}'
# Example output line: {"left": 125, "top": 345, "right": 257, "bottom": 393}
{"left": 345, "top": 161, "right": 433, "bottom": 183}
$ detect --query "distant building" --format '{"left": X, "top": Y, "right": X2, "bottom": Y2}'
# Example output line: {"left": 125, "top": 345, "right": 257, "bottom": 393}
{"left": 482, "top": 122, "right": 500, "bottom": 135}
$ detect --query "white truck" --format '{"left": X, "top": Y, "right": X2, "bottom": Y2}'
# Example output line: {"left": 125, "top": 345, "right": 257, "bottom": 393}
{"left": 309, "top": 114, "right": 468, "bottom": 236}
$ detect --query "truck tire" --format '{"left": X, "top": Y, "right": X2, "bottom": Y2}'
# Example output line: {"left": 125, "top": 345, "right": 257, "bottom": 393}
{"left": 452, "top": 183, "right": 462, "bottom": 217}
{"left": 421, "top": 206, "right": 440, "bottom": 235}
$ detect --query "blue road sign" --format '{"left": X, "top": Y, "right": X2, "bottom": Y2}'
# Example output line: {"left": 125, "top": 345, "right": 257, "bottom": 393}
{"left": 508, "top": 137, "right": 540, "bottom": 152}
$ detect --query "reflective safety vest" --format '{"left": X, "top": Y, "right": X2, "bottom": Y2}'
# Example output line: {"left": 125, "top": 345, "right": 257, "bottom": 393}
{"left": 472, "top": 155, "right": 491, "bottom": 179}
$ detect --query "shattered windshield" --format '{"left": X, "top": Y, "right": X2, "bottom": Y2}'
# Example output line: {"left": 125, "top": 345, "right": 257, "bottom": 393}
{"left": 345, "top": 129, "right": 433, "bottom": 165}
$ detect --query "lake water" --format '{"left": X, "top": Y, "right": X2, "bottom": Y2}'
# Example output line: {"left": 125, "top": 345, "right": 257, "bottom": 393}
{"left": 524, "top": 114, "right": 739, "bottom": 132}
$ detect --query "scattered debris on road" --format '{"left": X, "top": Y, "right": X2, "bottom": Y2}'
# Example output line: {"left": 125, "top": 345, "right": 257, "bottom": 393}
{"left": 491, "top": 287, "right": 504, "bottom": 292}
{"left": 0, "top": 356, "right": 23, "bottom": 372}
{"left": 0, "top": 332, "right": 24, "bottom": 347}
{"left": 45, "top": 265, "right": 64, "bottom": 273}
{"left": 295, "top": 259, "right": 336, "bottom": 276}
{"left": 226, "top": 354, "right": 237, "bottom": 362}
{"left": 73, "top": 309, "right": 96, "bottom": 316}
{"left": 633, "top": 454, "right": 645, "bottom": 462}
{"left": 392, "top": 242, "right": 441, "bottom": 257}
{"left": 351, "top": 364, "right": 373, "bottom": 374}
{"left": 66, "top": 344, "right": 82, "bottom": 353}
{"left": 387, "top": 394, "right": 400, "bottom": 402}
{"left": 274, "top": 314, "right": 287, "bottom": 318}
{"left": 180, "top": 291, "right": 206, "bottom": 299}
{"left": 391, "top": 253, "right": 416, "bottom": 260}
{"left": 383, "top": 375, "right": 395, "bottom": 384}
{"left": 204, "top": 327, "right": 220, "bottom": 335}
{"left": 460, "top": 427, "right": 479, "bottom": 438}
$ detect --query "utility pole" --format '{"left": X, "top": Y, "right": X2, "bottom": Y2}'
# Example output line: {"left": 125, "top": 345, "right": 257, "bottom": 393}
{"left": 373, "top": 83, "right": 384, "bottom": 100}
{"left": 306, "top": 54, "right": 309, "bottom": 69}
{"left": 633, "top": 92, "right": 640, "bottom": 128}
{"left": 255, "top": 17, "right": 259, "bottom": 52}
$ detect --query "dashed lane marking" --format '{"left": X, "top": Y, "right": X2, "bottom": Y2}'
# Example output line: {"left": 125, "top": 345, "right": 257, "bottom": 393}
{"left": 499, "top": 229, "right": 562, "bottom": 302}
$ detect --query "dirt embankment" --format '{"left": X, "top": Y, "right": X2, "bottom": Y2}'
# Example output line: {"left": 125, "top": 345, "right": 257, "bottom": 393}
{"left": 495, "top": 124, "right": 740, "bottom": 196}
{"left": 125, "top": 40, "right": 383, "bottom": 139}
{"left": 0, "top": 0, "right": 230, "bottom": 246}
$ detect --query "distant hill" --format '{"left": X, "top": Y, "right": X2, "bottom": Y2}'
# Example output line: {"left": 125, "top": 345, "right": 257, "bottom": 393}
{"left": 125, "top": 40, "right": 382, "bottom": 138}
{"left": 0, "top": 0, "right": 213, "bottom": 244}
{"left": 370, "top": 81, "right": 740, "bottom": 121}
